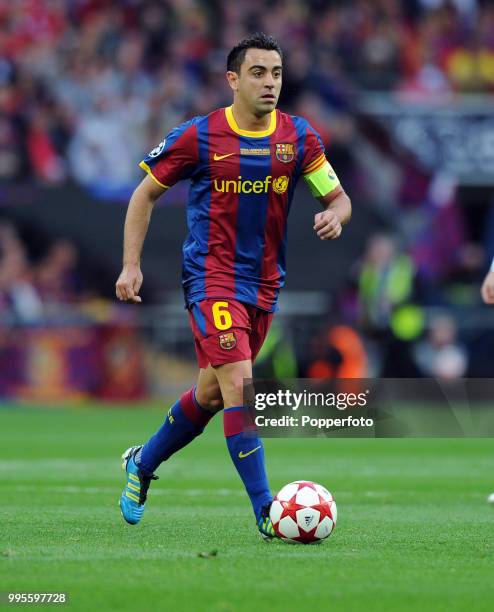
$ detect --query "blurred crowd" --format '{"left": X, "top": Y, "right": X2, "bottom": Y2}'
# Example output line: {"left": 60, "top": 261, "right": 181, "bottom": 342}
{"left": 299, "top": 229, "right": 491, "bottom": 379}
{"left": 1, "top": 0, "right": 494, "bottom": 195}
{"left": 0, "top": 220, "right": 84, "bottom": 323}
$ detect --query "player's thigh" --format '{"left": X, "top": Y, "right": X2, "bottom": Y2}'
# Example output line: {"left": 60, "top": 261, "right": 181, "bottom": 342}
{"left": 213, "top": 359, "right": 253, "bottom": 409}
{"left": 195, "top": 365, "right": 223, "bottom": 413}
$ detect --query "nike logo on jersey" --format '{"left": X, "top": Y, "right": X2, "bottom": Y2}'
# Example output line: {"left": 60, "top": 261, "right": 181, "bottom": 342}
{"left": 213, "top": 153, "right": 235, "bottom": 161}
{"left": 238, "top": 445, "right": 262, "bottom": 459}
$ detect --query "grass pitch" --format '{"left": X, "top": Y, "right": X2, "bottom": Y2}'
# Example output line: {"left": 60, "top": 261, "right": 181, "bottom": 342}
{"left": 1, "top": 404, "right": 494, "bottom": 611}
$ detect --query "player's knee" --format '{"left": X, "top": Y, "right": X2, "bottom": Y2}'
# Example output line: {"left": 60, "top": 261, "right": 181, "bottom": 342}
{"left": 207, "top": 397, "right": 224, "bottom": 412}
{"left": 213, "top": 360, "right": 252, "bottom": 407}
{"left": 196, "top": 387, "right": 224, "bottom": 413}
{"left": 202, "top": 396, "right": 224, "bottom": 413}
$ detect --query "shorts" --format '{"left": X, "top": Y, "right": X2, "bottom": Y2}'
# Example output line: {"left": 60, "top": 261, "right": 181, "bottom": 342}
{"left": 188, "top": 299, "right": 274, "bottom": 368}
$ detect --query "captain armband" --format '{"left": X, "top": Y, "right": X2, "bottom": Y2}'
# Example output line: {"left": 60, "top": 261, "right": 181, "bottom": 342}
{"left": 303, "top": 161, "right": 341, "bottom": 198}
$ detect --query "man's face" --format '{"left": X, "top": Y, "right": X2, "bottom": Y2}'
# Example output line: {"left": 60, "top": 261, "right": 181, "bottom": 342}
{"left": 228, "top": 48, "right": 282, "bottom": 116}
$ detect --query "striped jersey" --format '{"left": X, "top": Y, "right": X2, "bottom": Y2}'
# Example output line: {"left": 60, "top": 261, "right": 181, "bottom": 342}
{"left": 140, "top": 105, "right": 340, "bottom": 312}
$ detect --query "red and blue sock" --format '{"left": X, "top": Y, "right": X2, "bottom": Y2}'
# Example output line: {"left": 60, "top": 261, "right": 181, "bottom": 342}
{"left": 137, "top": 387, "right": 214, "bottom": 474}
{"left": 224, "top": 406, "right": 272, "bottom": 522}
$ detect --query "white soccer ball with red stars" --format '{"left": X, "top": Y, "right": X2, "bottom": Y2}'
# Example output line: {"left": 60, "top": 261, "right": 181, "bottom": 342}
{"left": 270, "top": 480, "right": 337, "bottom": 544}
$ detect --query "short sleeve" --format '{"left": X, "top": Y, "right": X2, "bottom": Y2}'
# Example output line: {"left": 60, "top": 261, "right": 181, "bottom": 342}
{"left": 139, "top": 118, "right": 199, "bottom": 189}
{"left": 301, "top": 123, "right": 327, "bottom": 176}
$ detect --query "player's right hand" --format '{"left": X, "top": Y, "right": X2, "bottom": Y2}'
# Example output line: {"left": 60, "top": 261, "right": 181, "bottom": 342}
{"left": 481, "top": 270, "right": 494, "bottom": 304}
{"left": 115, "top": 264, "right": 143, "bottom": 303}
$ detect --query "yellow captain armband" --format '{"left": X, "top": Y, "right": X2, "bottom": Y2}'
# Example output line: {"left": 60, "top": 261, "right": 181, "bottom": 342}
{"left": 303, "top": 161, "right": 341, "bottom": 198}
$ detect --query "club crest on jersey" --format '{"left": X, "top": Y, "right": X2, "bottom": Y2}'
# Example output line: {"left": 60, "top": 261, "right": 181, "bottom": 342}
{"left": 275, "top": 143, "right": 295, "bottom": 163}
{"left": 148, "top": 139, "right": 166, "bottom": 158}
{"left": 219, "top": 332, "right": 236, "bottom": 350}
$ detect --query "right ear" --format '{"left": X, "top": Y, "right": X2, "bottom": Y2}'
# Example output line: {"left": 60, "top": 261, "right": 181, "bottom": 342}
{"left": 226, "top": 71, "right": 239, "bottom": 91}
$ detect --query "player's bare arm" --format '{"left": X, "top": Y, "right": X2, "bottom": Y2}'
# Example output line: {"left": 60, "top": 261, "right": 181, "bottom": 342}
{"left": 116, "top": 175, "right": 166, "bottom": 303}
{"left": 314, "top": 190, "right": 352, "bottom": 241}
{"left": 481, "top": 266, "right": 494, "bottom": 304}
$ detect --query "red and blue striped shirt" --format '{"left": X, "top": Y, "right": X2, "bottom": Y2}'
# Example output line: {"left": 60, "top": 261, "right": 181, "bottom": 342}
{"left": 140, "top": 106, "right": 337, "bottom": 312}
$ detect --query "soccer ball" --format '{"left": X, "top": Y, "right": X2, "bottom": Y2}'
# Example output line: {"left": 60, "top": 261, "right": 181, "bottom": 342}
{"left": 270, "top": 480, "right": 337, "bottom": 544}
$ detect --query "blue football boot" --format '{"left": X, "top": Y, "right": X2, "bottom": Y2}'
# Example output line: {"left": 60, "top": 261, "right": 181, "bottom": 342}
{"left": 257, "top": 502, "right": 277, "bottom": 540}
{"left": 119, "top": 445, "right": 158, "bottom": 525}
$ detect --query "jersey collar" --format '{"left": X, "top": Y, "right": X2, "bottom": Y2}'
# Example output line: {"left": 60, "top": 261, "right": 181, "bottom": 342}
{"left": 225, "top": 105, "right": 277, "bottom": 138}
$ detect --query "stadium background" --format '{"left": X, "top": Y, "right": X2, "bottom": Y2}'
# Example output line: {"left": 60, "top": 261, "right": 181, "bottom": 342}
{"left": 2, "top": 0, "right": 494, "bottom": 400}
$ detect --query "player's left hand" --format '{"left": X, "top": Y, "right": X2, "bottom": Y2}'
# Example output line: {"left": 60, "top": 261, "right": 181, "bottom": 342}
{"left": 314, "top": 209, "right": 342, "bottom": 240}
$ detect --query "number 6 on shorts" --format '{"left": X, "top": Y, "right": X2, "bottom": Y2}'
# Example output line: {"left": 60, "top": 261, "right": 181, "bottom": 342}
{"left": 212, "top": 301, "right": 232, "bottom": 330}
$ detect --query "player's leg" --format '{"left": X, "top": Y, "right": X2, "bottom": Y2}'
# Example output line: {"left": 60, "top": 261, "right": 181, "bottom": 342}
{"left": 119, "top": 312, "right": 224, "bottom": 525}
{"left": 211, "top": 303, "right": 275, "bottom": 534}
{"left": 120, "top": 366, "right": 222, "bottom": 525}
{"left": 175, "top": 298, "right": 274, "bottom": 535}
{"left": 136, "top": 366, "right": 222, "bottom": 474}
{"left": 214, "top": 358, "right": 274, "bottom": 537}
{"left": 195, "top": 364, "right": 224, "bottom": 412}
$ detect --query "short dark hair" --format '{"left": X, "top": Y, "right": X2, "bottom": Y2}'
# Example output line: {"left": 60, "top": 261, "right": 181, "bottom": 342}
{"left": 227, "top": 32, "right": 283, "bottom": 74}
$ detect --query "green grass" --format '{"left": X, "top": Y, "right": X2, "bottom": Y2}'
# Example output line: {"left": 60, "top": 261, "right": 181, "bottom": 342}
{"left": 1, "top": 404, "right": 494, "bottom": 611}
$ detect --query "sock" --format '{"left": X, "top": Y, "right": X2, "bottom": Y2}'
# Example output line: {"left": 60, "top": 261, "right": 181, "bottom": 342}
{"left": 224, "top": 406, "right": 272, "bottom": 522}
{"left": 137, "top": 387, "right": 214, "bottom": 474}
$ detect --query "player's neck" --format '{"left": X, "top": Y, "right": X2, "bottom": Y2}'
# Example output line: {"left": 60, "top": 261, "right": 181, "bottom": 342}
{"left": 231, "top": 102, "right": 272, "bottom": 132}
